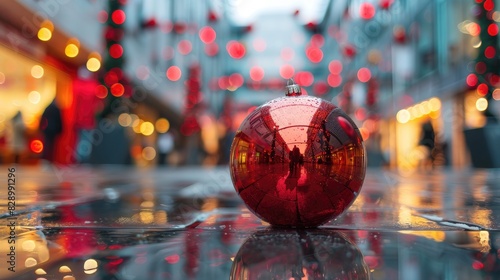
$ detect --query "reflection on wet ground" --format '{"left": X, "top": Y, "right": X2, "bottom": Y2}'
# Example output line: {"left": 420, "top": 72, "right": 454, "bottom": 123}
{"left": 1, "top": 166, "right": 500, "bottom": 279}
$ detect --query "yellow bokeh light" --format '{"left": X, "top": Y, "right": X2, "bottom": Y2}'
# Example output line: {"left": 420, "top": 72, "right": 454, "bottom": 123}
{"left": 31, "top": 65, "right": 44, "bottom": 78}
{"left": 65, "top": 43, "right": 79, "bottom": 57}
{"left": 83, "top": 259, "right": 98, "bottom": 275}
{"left": 28, "top": 91, "right": 41, "bottom": 104}
{"left": 22, "top": 240, "right": 36, "bottom": 251}
{"left": 132, "top": 119, "right": 143, "bottom": 133}
{"left": 140, "top": 121, "right": 155, "bottom": 136}
{"left": 396, "top": 109, "right": 411, "bottom": 124}
{"left": 428, "top": 97, "right": 441, "bottom": 111}
{"left": 86, "top": 57, "right": 101, "bottom": 72}
{"left": 59, "top": 265, "right": 72, "bottom": 273}
{"left": 142, "top": 146, "right": 156, "bottom": 160}
{"left": 25, "top": 257, "right": 38, "bottom": 267}
{"left": 155, "top": 118, "right": 170, "bottom": 133}
{"left": 35, "top": 268, "right": 47, "bottom": 275}
{"left": 476, "top": 97, "right": 488, "bottom": 111}
{"left": 118, "top": 113, "right": 132, "bottom": 127}
{"left": 37, "top": 27, "right": 52, "bottom": 41}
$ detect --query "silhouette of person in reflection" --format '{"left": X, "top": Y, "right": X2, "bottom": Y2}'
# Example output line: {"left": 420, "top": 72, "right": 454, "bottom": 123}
{"left": 39, "top": 100, "right": 63, "bottom": 162}
{"left": 418, "top": 119, "right": 435, "bottom": 169}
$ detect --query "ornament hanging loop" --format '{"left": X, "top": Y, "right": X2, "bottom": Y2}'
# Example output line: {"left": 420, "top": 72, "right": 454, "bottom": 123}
{"left": 285, "top": 78, "right": 302, "bottom": 97}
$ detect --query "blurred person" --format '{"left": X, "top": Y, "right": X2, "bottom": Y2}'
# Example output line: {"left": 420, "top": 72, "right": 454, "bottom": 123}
{"left": 418, "top": 119, "right": 435, "bottom": 169}
{"left": 8, "top": 111, "right": 27, "bottom": 163}
{"left": 157, "top": 132, "right": 174, "bottom": 166}
{"left": 39, "top": 100, "right": 63, "bottom": 162}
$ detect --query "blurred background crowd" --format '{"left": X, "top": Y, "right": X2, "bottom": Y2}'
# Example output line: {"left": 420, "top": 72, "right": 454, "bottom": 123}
{"left": 0, "top": 0, "right": 499, "bottom": 170}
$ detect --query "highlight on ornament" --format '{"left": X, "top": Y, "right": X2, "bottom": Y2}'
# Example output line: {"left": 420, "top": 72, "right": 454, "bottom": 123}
{"left": 229, "top": 78, "right": 366, "bottom": 227}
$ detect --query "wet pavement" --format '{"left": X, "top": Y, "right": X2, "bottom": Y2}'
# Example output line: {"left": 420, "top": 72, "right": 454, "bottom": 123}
{"left": 1, "top": 165, "right": 500, "bottom": 279}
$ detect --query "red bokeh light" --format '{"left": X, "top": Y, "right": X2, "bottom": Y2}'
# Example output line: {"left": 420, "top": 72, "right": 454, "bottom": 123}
{"left": 295, "top": 71, "right": 314, "bottom": 87}
{"left": 178, "top": 40, "right": 192, "bottom": 55}
{"left": 111, "top": 83, "right": 124, "bottom": 97}
{"left": 468, "top": 23, "right": 481, "bottom": 37}
{"left": 218, "top": 76, "right": 229, "bottom": 89}
{"left": 485, "top": 46, "right": 496, "bottom": 59}
{"left": 280, "top": 65, "right": 295, "bottom": 79}
{"left": 281, "top": 48, "right": 294, "bottom": 61}
{"left": 166, "top": 66, "right": 182, "bottom": 81}
{"left": 199, "top": 26, "right": 216, "bottom": 44}
{"left": 313, "top": 81, "right": 329, "bottom": 95}
{"left": 227, "top": 41, "right": 246, "bottom": 59}
{"left": 205, "top": 42, "right": 219, "bottom": 56}
{"left": 329, "top": 60, "right": 343, "bottom": 74}
{"left": 310, "top": 34, "right": 325, "bottom": 48}
{"left": 488, "top": 23, "right": 499, "bottom": 36}
{"left": 475, "top": 62, "right": 487, "bottom": 74}
{"left": 484, "top": 0, "right": 494, "bottom": 11}
{"left": 229, "top": 73, "right": 244, "bottom": 88}
{"left": 357, "top": 68, "right": 372, "bottom": 83}
{"left": 111, "top": 10, "right": 126, "bottom": 25}
{"left": 165, "top": 255, "right": 180, "bottom": 264}
{"left": 30, "top": 140, "right": 43, "bottom": 154}
{"left": 477, "top": 83, "right": 488, "bottom": 95}
{"left": 250, "top": 66, "right": 264, "bottom": 81}
{"left": 466, "top": 73, "right": 478, "bottom": 87}
{"left": 96, "top": 85, "right": 108, "bottom": 99}
{"left": 360, "top": 3, "right": 376, "bottom": 20}
{"left": 109, "top": 44, "right": 123, "bottom": 59}
{"left": 306, "top": 47, "right": 323, "bottom": 63}
{"left": 379, "top": 0, "right": 394, "bottom": 10}
{"left": 327, "top": 74, "right": 342, "bottom": 87}
{"left": 98, "top": 10, "right": 108, "bottom": 23}
{"left": 472, "top": 260, "right": 484, "bottom": 270}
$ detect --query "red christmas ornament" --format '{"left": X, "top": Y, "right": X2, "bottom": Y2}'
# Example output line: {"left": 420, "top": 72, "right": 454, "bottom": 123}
{"left": 230, "top": 79, "right": 366, "bottom": 228}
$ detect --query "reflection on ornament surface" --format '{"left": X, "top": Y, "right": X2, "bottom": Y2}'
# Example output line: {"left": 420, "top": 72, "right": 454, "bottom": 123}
{"left": 230, "top": 79, "right": 366, "bottom": 227}
{"left": 230, "top": 229, "right": 370, "bottom": 280}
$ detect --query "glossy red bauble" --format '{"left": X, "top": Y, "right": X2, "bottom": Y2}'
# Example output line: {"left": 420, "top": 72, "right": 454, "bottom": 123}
{"left": 229, "top": 79, "right": 366, "bottom": 227}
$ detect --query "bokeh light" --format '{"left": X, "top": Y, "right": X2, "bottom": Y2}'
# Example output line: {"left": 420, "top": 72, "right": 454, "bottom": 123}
{"left": 178, "top": 40, "right": 192, "bottom": 55}
{"left": 360, "top": 2, "right": 376, "bottom": 20}
{"left": 30, "top": 140, "right": 44, "bottom": 154}
{"left": 109, "top": 44, "right": 124, "bottom": 58}
{"left": 166, "top": 66, "right": 182, "bottom": 81}
{"left": 396, "top": 109, "right": 411, "bottom": 124}
{"left": 328, "top": 60, "right": 343, "bottom": 74}
{"left": 279, "top": 64, "right": 295, "bottom": 79}
{"left": 466, "top": 73, "right": 478, "bottom": 87}
{"left": 306, "top": 46, "right": 323, "bottom": 63}
{"left": 199, "top": 26, "right": 216, "bottom": 44}
{"left": 87, "top": 57, "right": 101, "bottom": 72}
{"left": 156, "top": 118, "right": 170, "bottom": 133}
{"left": 28, "top": 91, "right": 41, "bottom": 104}
{"left": 357, "top": 68, "right": 371, "bottom": 82}
{"left": 476, "top": 97, "right": 488, "bottom": 111}
{"left": 95, "top": 85, "right": 108, "bottom": 99}
{"left": 227, "top": 41, "right": 246, "bottom": 59}
{"left": 327, "top": 74, "right": 342, "bottom": 87}
{"left": 111, "top": 9, "right": 126, "bottom": 25}
{"left": 477, "top": 83, "right": 488, "bottom": 96}
{"left": 38, "top": 27, "right": 52, "bottom": 41}
{"left": 140, "top": 122, "right": 155, "bottom": 136}
{"left": 31, "top": 65, "right": 44, "bottom": 78}
{"left": 118, "top": 113, "right": 132, "bottom": 127}
{"left": 110, "top": 83, "right": 124, "bottom": 97}
{"left": 250, "top": 66, "right": 264, "bottom": 81}
{"left": 142, "top": 146, "right": 156, "bottom": 160}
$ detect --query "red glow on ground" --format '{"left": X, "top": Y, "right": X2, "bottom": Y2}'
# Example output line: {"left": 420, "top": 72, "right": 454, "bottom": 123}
{"left": 357, "top": 68, "right": 371, "bottom": 83}
{"left": 280, "top": 65, "right": 295, "bottom": 79}
{"left": 250, "top": 66, "right": 264, "bottom": 81}
{"left": 166, "top": 66, "right": 182, "bottom": 81}
{"left": 227, "top": 41, "right": 246, "bottom": 59}
{"left": 199, "top": 26, "right": 216, "bottom": 44}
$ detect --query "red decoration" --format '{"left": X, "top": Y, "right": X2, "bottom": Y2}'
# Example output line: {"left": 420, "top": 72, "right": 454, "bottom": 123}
{"left": 230, "top": 79, "right": 366, "bottom": 227}
{"left": 141, "top": 18, "right": 158, "bottom": 29}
